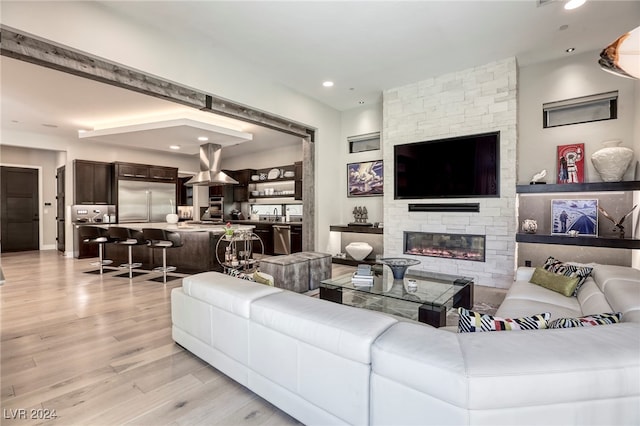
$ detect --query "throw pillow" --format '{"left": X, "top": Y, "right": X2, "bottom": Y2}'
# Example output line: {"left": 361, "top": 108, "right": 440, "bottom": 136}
{"left": 253, "top": 271, "right": 274, "bottom": 286}
{"left": 541, "top": 256, "right": 593, "bottom": 295}
{"left": 457, "top": 307, "right": 550, "bottom": 333}
{"left": 548, "top": 312, "right": 622, "bottom": 329}
{"left": 529, "top": 267, "right": 580, "bottom": 297}
{"left": 226, "top": 268, "right": 254, "bottom": 282}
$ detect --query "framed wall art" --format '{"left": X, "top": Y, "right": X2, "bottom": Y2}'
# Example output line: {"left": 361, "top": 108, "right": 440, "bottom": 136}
{"left": 551, "top": 199, "right": 598, "bottom": 236}
{"left": 557, "top": 143, "right": 585, "bottom": 184}
{"left": 347, "top": 160, "right": 383, "bottom": 197}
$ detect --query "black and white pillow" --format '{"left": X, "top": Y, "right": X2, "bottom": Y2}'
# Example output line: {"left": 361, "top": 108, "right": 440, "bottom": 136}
{"left": 542, "top": 256, "right": 593, "bottom": 295}
{"left": 548, "top": 312, "right": 622, "bottom": 328}
{"left": 458, "top": 308, "right": 550, "bottom": 333}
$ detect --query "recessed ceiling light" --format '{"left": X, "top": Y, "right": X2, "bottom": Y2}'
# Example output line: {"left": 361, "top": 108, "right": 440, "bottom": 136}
{"left": 566, "top": 47, "right": 576, "bottom": 53}
{"left": 169, "top": 145, "right": 181, "bottom": 150}
{"left": 564, "top": 0, "right": 586, "bottom": 10}
{"left": 322, "top": 81, "right": 334, "bottom": 87}
{"left": 197, "top": 136, "right": 209, "bottom": 141}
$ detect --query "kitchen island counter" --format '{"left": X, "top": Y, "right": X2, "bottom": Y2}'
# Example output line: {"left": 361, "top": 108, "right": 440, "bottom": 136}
{"left": 84, "top": 223, "right": 255, "bottom": 274}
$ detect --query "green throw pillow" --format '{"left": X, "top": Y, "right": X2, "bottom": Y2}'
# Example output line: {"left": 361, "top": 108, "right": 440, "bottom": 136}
{"left": 530, "top": 267, "right": 580, "bottom": 297}
{"left": 253, "top": 271, "right": 274, "bottom": 286}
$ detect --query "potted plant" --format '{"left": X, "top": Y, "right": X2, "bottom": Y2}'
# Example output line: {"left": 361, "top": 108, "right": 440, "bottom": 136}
{"left": 224, "top": 222, "right": 235, "bottom": 240}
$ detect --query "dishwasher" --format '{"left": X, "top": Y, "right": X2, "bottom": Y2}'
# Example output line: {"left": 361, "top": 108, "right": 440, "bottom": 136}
{"left": 273, "top": 224, "right": 291, "bottom": 255}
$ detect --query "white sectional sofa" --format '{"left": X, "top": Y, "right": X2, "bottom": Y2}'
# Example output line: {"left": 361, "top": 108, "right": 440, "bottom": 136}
{"left": 171, "top": 264, "right": 640, "bottom": 425}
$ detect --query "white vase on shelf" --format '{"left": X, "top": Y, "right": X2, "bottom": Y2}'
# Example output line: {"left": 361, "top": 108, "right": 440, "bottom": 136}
{"left": 590, "top": 140, "right": 634, "bottom": 182}
{"left": 345, "top": 242, "right": 373, "bottom": 261}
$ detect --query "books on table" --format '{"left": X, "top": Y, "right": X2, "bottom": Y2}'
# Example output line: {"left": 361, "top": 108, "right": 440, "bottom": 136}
{"left": 352, "top": 264, "right": 374, "bottom": 286}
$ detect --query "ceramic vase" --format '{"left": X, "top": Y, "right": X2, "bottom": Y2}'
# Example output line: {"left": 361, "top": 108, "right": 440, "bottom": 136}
{"left": 590, "top": 140, "right": 634, "bottom": 182}
{"left": 345, "top": 242, "right": 373, "bottom": 261}
{"left": 521, "top": 219, "right": 538, "bottom": 234}
{"left": 166, "top": 213, "right": 179, "bottom": 224}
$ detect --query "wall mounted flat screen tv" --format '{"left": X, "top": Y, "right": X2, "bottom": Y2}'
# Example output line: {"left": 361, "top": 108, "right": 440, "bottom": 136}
{"left": 394, "top": 131, "right": 500, "bottom": 199}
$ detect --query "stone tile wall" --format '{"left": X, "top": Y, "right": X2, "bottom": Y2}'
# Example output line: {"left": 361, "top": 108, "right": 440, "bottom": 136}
{"left": 382, "top": 58, "right": 517, "bottom": 288}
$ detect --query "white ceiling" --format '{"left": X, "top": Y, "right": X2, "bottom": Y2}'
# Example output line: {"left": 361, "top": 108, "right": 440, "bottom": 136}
{"left": 2, "top": 0, "right": 639, "bottom": 156}
{"left": 100, "top": 0, "right": 640, "bottom": 110}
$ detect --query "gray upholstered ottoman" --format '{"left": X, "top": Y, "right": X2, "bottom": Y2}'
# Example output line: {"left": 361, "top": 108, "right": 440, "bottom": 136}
{"left": 259, "top": 255, "right": 310, "bottom": 293}
{"left": 293, "top": 252, "right": 332, "bottom": 290}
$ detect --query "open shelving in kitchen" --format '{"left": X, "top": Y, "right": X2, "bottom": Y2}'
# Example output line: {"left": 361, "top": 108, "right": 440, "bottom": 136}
{"left": 248, "top": 162, "right": 302, "bottom": 200}
{"left": 516, "top": 180, "right": 640, "bottom": 250}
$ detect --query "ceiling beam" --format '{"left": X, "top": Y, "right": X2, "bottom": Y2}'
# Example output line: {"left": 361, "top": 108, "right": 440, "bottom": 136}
{"left": 0, "top": 26, "right": 314, "bottom": 140}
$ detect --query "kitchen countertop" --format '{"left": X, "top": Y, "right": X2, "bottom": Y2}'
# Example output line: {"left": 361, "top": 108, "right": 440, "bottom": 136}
{"left": 79, "top": 222, "right": 256, "bottom": 234}
{"left": 229, "top": 220, "right": 302, "bottom": 226}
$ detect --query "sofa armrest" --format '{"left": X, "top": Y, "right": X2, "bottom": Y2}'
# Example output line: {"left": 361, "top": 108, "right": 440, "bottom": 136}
{"left": 515, "top": 266, "right": 536, "bottom": 282}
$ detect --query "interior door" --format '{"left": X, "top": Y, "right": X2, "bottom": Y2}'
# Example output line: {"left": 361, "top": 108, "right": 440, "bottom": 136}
{"left": 56, "top": 166, "right": 65, "bottom": 252}
{"left": 1, "top": 166, "right": 39, "bottom": 252}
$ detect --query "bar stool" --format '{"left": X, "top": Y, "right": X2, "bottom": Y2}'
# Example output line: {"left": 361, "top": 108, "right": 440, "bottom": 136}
{"left": 107, "top": 227, "right": 148, "bottom": 279}
{"left": 78, "top": 226, "right": 115, "bottom": 274}
{"left": 142, "top": 228, "right": 183, "bottom": 283}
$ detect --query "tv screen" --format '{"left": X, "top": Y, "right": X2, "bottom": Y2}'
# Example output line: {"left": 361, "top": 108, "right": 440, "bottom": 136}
{"left": 394, "top": 132, "right": 500, "bottom": 199}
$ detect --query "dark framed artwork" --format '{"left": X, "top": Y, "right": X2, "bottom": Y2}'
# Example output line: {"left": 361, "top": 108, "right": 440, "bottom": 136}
{"left": 347, "top": 160, "right": 383, "bottom": 197}
{"left": 551, "top": 199, "right": 598, "bottom": 236}
{"left": 557, "top": 143, "right": 585, "bottom": 184}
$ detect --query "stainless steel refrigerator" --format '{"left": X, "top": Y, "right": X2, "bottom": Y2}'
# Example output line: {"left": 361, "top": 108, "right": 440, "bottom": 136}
{"left": 117, "top": 180, "right": 176, "bottom": 223}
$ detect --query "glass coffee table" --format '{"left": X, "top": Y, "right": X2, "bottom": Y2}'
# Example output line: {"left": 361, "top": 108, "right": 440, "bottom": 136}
{"left": 319, "top": 266, "right": 473, "bottom": 328}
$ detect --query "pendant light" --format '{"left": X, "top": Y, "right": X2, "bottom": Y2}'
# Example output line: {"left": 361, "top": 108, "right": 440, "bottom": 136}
{"left": 599, "top": 25, "right": 640, "bottom": 79}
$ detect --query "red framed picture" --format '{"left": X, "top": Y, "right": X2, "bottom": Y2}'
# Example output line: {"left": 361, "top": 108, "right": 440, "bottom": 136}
{"left": 557, "top": 143, "right": 584, "bottom": 184}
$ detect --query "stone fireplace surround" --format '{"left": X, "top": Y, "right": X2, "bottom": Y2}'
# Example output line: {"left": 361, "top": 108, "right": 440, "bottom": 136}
{"left": 382, "top": 58, "right": 517, "bottom": 288}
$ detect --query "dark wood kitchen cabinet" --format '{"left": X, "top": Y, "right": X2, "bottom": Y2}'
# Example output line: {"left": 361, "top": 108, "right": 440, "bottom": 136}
{"left": 291, "top": 224, "right": 303, "bottom": 253}
{"left": 115, "top": 162, "right": 149, "bottom": 180}
{"left": 115, "top": 162, "right": 177, "bottom": 182}
{"left": 149, "top": 166, "right": 177, "bottom": 182}
{"left": 178, "top": 177, "right": 194, "bottom": 205}
{"left": 73, "top": 160, "right": 113, "bottom": 204}
{"left": 252, "top": 223, "right": 274, "bottom": 255}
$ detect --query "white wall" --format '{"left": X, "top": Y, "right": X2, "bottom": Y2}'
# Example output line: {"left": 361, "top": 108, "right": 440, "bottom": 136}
{"left": 519, "top": 50, "right": 639, "bottom": 270}
{"left": 340, "top": 103, "right": 384, "bottom": 226}
{"left": 1, "top": 1, "right": 343, "bottom": 253}
{"left": 518, "top": 50, "right": 638, "bottom": 184}
{"left": 383, "top": 58, "right": 518, "bottom": 289}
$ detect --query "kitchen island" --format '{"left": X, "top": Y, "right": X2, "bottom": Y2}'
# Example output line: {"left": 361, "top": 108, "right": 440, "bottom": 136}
{"left": 84, "top": 222, "right": 255, "bottom": 274}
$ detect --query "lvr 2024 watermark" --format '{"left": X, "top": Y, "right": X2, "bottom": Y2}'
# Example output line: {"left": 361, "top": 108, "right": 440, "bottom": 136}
{"left": 3, "top": 408, "right": 58, "bottom": 420}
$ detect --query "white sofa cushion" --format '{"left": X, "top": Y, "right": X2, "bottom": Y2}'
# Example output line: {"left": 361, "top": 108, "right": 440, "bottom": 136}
{"left": 577, "top": 278, "right": 615, "bottom": 315}
{"left": 250, "top": 291, "right": 397, "bottom": 364}
{"left": 373, "top": 321, "right": 640, "bottom": 411}
{"left": 591, "top": 265, "right": 640, "bottom": 322}
{"left": 496, "top": 280, "right": 582, "bottom": 320}
{"left": 182, "top": 271, "right": 282, "bottom": 318}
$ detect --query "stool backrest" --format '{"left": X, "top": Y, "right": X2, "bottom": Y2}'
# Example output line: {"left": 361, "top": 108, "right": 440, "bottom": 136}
{"left": 142, "top": 228, "right": 183, "bottom": 248}
{"left": 78, "top": 225, "right": 109, "bottom": 241}
{"left": 108, "top": 227, "right": 146, "bottom": 244}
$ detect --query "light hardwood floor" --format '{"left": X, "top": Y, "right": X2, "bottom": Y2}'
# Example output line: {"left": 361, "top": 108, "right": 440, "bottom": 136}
{"left": 1, "top": 250, "right": 506, "bottom": 425}
{"left": 1, "top": 250, "right": 300, "bottom": 426}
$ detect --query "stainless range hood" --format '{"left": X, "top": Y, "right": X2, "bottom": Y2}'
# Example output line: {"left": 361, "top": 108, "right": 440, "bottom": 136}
{"left": 185, "top": 143, "right": 239, "bottom": 186}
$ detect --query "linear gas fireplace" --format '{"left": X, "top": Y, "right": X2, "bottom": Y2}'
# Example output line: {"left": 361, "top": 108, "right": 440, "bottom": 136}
{"left": 404, "top": 231, "right": 486, "bottom": 262}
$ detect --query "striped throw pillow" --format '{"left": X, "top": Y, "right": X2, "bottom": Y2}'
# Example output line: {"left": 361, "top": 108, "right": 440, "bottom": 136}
{"left": 542, "top": 256, "right": 593, "bottom": 295}
{"left": 457, "top": 308, "right": 550, "bottom": 333}
{"left": 548, "top": 312, "right": 622, "bottom": 329}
